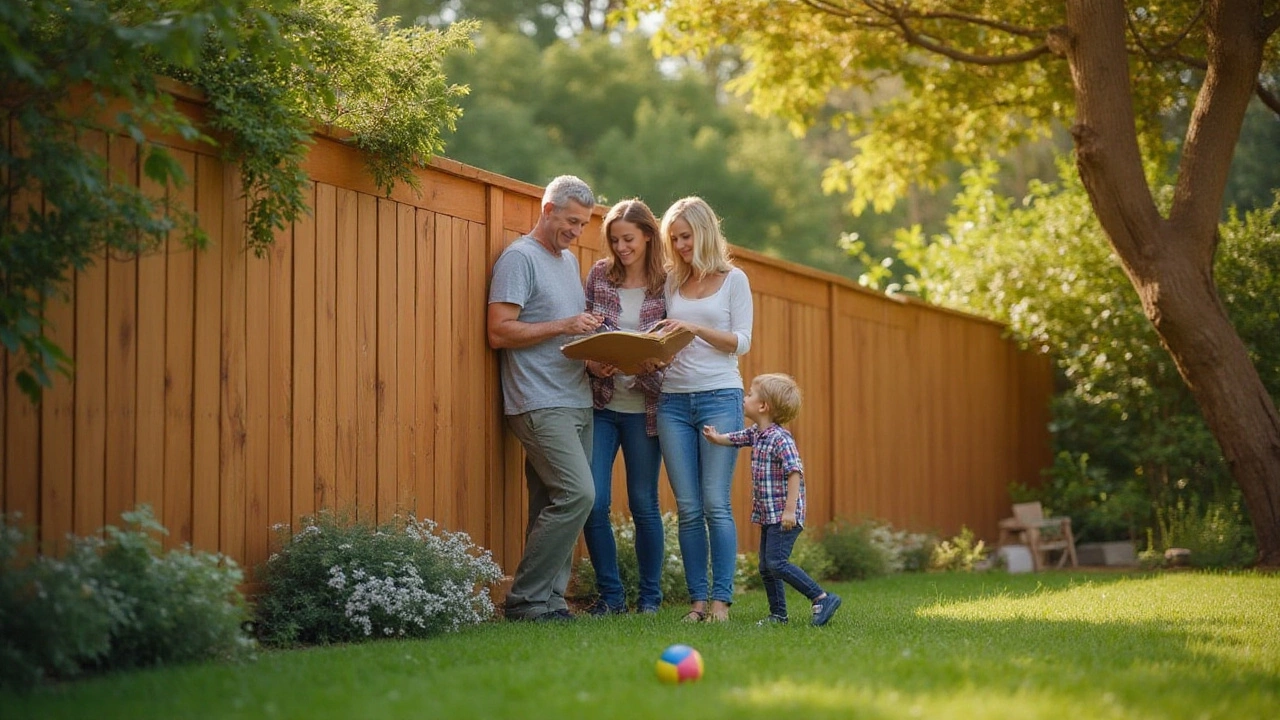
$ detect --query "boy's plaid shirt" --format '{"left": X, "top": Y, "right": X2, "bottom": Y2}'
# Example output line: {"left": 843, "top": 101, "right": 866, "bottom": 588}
{"left": 583, "top": 258, "right": 666, "bottom": 436}
{"left": 724, "top": 424, "right": 806, "bottom": 526}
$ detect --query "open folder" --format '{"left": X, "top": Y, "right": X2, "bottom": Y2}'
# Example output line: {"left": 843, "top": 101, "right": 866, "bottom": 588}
{"left": 560, "top": 328, "right": 695, "bottom": 375}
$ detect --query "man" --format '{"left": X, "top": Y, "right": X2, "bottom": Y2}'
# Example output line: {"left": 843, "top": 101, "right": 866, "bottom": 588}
{"left": 487, "top": 175, "right": 603, "bottom": 621}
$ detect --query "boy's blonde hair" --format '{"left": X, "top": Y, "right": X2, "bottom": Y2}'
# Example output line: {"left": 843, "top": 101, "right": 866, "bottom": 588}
{"left": 753, "top": 373, "right": 802, "bottom": 425}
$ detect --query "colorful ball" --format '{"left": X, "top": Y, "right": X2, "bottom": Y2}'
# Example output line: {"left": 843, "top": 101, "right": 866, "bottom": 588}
{"left": 655, "top": 644, "right": 704, "bottom": 684}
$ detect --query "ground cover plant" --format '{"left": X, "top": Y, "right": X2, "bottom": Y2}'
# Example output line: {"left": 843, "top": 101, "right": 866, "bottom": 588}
{"left": 0, "top": 507, "right": 252, "bottom": 689}
{"left": 5, "top": 570, "right": 1277, "bottom": 719}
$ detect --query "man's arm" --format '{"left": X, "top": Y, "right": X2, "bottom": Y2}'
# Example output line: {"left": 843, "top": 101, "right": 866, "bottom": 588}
{"left": 487, "top": 302, "right": 601, "bottom": 350}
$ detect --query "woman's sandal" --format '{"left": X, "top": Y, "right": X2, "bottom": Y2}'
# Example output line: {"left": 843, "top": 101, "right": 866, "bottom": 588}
{"left": 680, "top": 609, "right": 706, "bottom": 623}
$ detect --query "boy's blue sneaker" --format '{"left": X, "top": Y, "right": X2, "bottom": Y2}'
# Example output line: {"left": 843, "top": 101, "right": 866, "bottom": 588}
{"left": 811, "top": 593, "right": 842, "bottom": 627}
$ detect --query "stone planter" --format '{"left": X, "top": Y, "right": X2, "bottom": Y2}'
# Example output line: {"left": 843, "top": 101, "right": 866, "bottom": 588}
{"left": 1076, "top": 540, "right": 1137, "bottom": 567}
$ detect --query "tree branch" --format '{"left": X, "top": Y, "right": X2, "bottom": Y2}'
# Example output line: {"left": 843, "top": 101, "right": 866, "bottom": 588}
{"left": 800, "top": 0, "right": 1051, "bottom": 64}
{"left": 1264, "top": 9, "right": 1280, "bottom": 36}
{"left": 1257, "top": 84, "right": 1280, "bottom": 115}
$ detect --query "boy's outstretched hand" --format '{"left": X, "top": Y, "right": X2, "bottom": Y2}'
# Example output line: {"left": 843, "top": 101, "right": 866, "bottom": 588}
{"left": 702, "top": 425, "right": 731, "bottom": 446}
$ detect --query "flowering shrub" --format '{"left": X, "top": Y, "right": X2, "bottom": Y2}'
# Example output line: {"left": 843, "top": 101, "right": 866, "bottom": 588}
{"left": 254, "top": 512, "right": 503, "bottom": 646}
{"left": 866, "top": 521, "right": 936, "bottom": 573}
{"left": 929, "top": 526, "right": 989, "bottom": 571}
{"left": 0, "top": 507, "right": 252, "bottom": 689}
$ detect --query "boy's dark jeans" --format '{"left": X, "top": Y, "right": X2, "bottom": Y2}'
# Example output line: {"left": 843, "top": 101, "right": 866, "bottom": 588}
{"left": 759, "top": 522, "right": 825, "bottom": 619}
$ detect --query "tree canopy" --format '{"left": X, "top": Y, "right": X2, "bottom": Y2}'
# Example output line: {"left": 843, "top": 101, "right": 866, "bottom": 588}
{"left": 438, "top": 27, "right": 867, "bottom": 276}
{"left": 624, "top": 0, "right": 1280, "bottom": 565}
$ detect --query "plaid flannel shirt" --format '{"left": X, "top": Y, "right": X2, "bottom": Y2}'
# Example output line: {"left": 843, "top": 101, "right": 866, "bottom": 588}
{"left": 583, "top": 258, "right": 667, "bottom": 436}
{"left": 725, "top": 424, "right": 806, "bottom": 526}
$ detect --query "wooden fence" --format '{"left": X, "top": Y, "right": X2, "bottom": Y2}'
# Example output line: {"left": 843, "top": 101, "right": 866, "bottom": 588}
{"left": 0, "top": 85, "right": 1053, "bottom": 576}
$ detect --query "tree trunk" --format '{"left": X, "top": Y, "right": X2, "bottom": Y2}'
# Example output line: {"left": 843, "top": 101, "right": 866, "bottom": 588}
{"left": 1063, "top": 0, "right": 1280, "bottom": 566}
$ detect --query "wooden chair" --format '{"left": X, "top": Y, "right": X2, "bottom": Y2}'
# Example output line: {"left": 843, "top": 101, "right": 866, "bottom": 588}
{"left": 997, "top": 502, "right": 1078, "bottom": 570}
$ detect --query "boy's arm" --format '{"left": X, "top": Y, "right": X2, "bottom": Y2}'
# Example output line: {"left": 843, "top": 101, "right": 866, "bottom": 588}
{"left": 778, "top": 433, "right": 805, "bottom": 529}
{"left": 703, "top": 425, "right": 756, "bottom": 447}
{"left": 781, "top": 472, "right": 802, "bottom": 530}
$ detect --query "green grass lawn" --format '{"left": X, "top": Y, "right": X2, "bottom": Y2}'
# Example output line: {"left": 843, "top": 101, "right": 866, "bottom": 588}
{"left": 6, "top": 570, "right": 1279, "bottom": 719}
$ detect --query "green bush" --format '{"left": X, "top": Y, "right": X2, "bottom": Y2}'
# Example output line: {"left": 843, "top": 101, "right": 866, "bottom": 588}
{"left": 254, "top": 511, "right": 503, "bottom": 646}
{"left": 0, "top": 507, "right": 252, "bottom": 690}
{"left": 1151, "top": 495, "right": 1256, "bottom": 569}
{"left": 1011, "top": 452, "right": 1152, "bottom": 543}
{"left": 929, "top": 526, "right": 989, "bottom": 572}
{"left": 819, "top": 518, "right": 892, "bottom": 580}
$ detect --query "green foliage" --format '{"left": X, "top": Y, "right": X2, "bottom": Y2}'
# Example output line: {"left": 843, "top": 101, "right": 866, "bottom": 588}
{"left": 0, "top": 506, "right": 252, "bottom": 690}
{"left": 885, "top": 159, "right": 1280, "bottom": 517}
{"left": 1011, "top": 452, "right": 1151, "bottom": 543}
{"left": 2, "top": 0, "right": 471, "bottom": 402}
{"left": 254, "top": 511, "right": 503, "bottom": 646}
{"left": 928, "top": 526, "right": 988, "bottom": 572}
{"left": 440, "top": 27, "right": 865, "bottom": 280}
{"left": 819, "top": 518, "right": 891, "bottom": 580}
{"left": 1150, "top": 496, "right": 1257, "bottom": 570}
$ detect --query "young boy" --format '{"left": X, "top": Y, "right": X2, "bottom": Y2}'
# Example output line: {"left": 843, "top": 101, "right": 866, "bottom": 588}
{"left": 703, "top": 373, "right": 842, "bottom": 626}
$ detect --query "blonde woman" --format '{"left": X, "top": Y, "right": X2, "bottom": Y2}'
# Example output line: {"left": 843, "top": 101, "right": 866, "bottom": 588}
{"left": 651, "top": 196, "right": 753, "bottom": 623}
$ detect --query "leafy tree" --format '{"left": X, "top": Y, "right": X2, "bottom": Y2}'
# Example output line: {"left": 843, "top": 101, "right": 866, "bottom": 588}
{"left": 885, "top": 160, "right": 1278, "bottom": 541}
{"left": 1, "top": 0, "right": 472, "bottom": 401}
{"left": 378, "top": 0, "right": 624, "bottom": 43}
{"left": 627, "top": 0, "right": 1280, "bottom": 566}
{"left": 441, "top": 27, "right": 864, "bottom": 277}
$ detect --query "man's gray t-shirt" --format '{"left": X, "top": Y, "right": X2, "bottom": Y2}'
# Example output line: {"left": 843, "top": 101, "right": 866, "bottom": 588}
{"left": 489, "top": 235, "right": 592, "bottom": 415}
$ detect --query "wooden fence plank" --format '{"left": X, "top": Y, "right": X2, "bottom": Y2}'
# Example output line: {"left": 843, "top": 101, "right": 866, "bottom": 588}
{"left": 375, "top": 198, "right": 398, "bottom": 523}
{"left": 355, "top": 192, "right": 377, "bottom": 522}
{"left": 334, "top": 188, "right": 358, "bottom": 516}
{"left": 395, "top": 203, "right": 417, "bottom": 519}
{"left": 162, "top": 150, "right": 196, "bottom": 548}
{"left": 267, "top": 205, "right": 295, "bottom": 551}
{"left": 293, "top": 182, "right": 317, "bottom": 527}
{"left": 463, "top": 221, "right": 488, "bottom": 538}
{"left": 104, "top": 135, "right": 139, "bottom": 528}
{"left": 40, "top": 201, "right": 74, "bottom": 551}
{"left": 68, "top": 152, "right": 127, "bottom": 541}
{"left": 190, "top": 154, "right": 223, "bottom": 552}
{"left": 432, "top": 215, "right": 455, "bottom": 529}
{"left": 451, "top": 219, "right": 473, "bottom": 536}
{"left": 243, "top": 223, "right": 271, "bottom": 570}
{"left": 313, "top": 183, "right": 337, "bottom": 517}
{"left": 414, "top": 210, "right": 436, "bottom": 522}
{"left": 219, "top": 167, "right": 247, "bottom": 563}
{"left": 135, "top": 158, "right": 168, "bottom": 529}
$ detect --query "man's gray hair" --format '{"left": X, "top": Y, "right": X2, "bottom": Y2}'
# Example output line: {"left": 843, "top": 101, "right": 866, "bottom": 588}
{"left": 542, "top": 175, "right": 595, "bottom": 210}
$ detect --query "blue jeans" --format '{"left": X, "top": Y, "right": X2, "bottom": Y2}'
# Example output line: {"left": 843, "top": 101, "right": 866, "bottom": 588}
{"left": 657, "top": 388, "right": 743, "bottom": 604}
{"left": 759, "top": 523, "right": 825, "bottom": 618}
{"left": 582, "top": 408, "right": 664, "bottom": 610}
